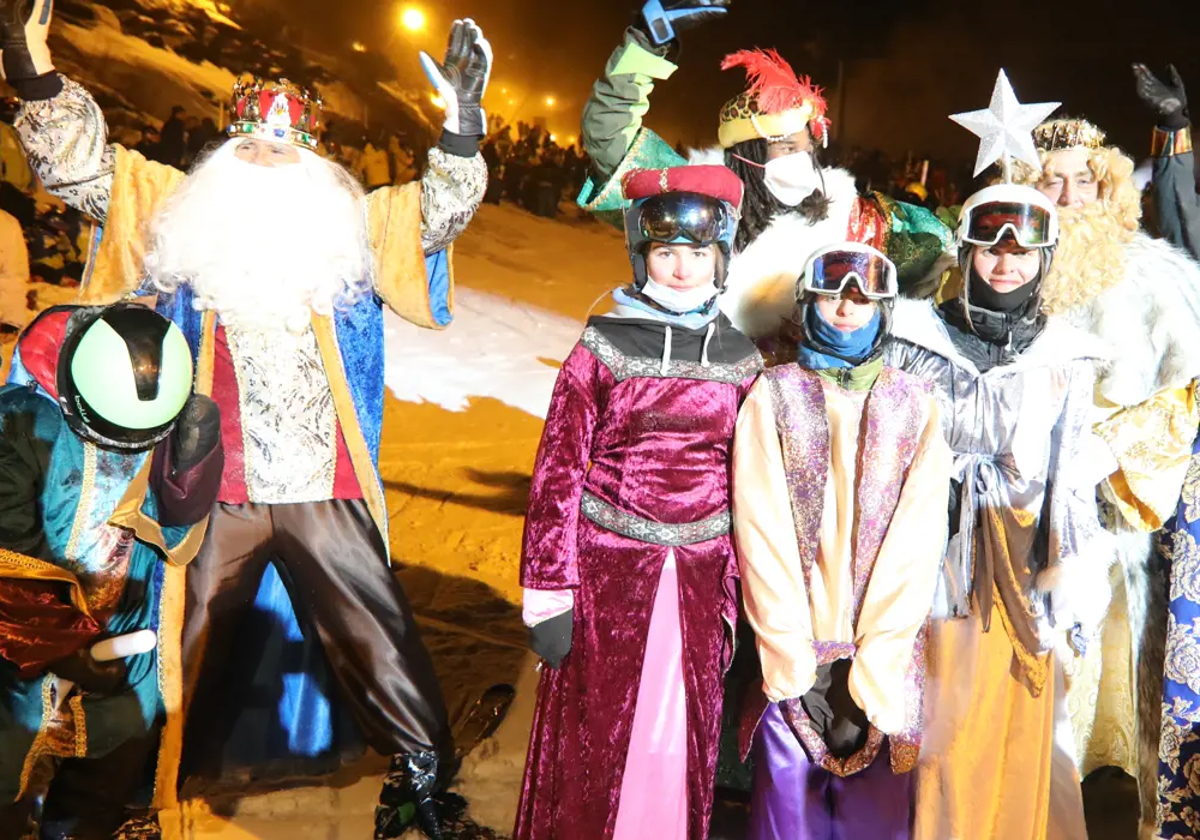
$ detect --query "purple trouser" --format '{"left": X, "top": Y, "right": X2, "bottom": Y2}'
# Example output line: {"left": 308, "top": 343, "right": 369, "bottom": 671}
{"left": 748, "top": 703, "right": 913, "bottom": 840}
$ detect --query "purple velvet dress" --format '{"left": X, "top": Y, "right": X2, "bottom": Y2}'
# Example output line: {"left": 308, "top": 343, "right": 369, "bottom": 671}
{"left": 514, "top": 315, "right": 761, "bottom": 840}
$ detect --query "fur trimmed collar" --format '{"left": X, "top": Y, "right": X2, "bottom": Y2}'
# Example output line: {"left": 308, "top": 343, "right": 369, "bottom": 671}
{"left": 1051, "top": 231, "right": 1200, "bottom": 407}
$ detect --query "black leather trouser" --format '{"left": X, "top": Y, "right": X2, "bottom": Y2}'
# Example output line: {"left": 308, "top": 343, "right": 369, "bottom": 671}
{"left": 180, "top": 500, "right": 451, "bottom": 779}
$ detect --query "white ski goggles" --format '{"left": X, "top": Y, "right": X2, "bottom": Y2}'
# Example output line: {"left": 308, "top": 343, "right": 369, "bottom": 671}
{"left": 960, "top": 201, "right": 1056, "bottom": 248}
{"left": 801, "top": 243, "right": 898, "bottom": 300}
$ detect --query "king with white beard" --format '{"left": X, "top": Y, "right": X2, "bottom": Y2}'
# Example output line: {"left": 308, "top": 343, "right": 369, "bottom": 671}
{"left": 1015, "top": 117, "right": 1200, "bottom": 840}
{"left": 4, "top": 7, "right": 491, "bottom": 838}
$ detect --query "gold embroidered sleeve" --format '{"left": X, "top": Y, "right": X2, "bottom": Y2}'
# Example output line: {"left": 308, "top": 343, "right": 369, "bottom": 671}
{"left": 1097, "top": 383, "right": 1200, "bottom": 532}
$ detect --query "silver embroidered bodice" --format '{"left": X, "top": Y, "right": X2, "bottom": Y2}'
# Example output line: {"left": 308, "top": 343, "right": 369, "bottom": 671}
{"left": 225, "top": 323, "right": 338, "bottom": 503}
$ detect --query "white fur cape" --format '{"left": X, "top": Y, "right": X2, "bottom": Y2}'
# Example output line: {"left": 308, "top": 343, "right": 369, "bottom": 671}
{"left": 1055, "top": 231, "right": 1200, "bottom": 408}
{"left": 686, "top": 146, "right": 862, "bottom": 339}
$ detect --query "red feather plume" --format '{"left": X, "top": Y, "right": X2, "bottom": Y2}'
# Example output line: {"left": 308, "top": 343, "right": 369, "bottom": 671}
{"left": 720, "top": 48, "right": 827, "bottom": 119}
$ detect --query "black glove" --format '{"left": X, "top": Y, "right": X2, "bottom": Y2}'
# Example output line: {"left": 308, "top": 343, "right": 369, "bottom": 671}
{"left": 420, "top": 18, "right": 491, "bottom": 138}
{"left": 171, "top": 393, "right": 220, "bottom": 473}
{"left": 0, "top": 0, "right": 54, "bottom": 84}
{"left": 1134, "top": 63, "right": 1190, "bottom": 130}
{"left": 637, "top": 0, "right": 731, "bottom": 47}
{"left": 46, "top": 647, "right": 128, "bottom": 696}
{"left": 529, "top": 609, "right": 572, "bottom": 669}
{"left": 793, "top": 659, "right": 870, "bottom": 759}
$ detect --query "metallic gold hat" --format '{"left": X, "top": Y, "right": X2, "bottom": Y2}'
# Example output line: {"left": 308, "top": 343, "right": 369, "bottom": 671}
{"left": 717, "top": 49, "right": 830, "bottom": 149}
{"left": 1033, "top": 117, "right": 1107, "bottom": 153}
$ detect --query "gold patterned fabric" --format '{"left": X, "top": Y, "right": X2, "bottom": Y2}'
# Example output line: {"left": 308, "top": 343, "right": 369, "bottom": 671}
{"left": 1097, "top": 384, "right": 1200, "bottom": 532}
{"left": 1063, "top": 561, "right": 1138, "bottom": 778}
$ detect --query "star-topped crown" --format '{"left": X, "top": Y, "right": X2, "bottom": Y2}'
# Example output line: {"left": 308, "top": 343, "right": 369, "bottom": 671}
{"left": 228, "top": 77, "right": 322, "bottom": 151}
{"left": 1033, "top": 118, "right": 1107, "bottom": 153}
{"left": 950, "top": 70, "right": 1059, "bottom": 181}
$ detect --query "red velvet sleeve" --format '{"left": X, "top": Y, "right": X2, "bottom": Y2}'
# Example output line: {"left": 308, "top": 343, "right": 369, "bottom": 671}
{"left": 519, "top": 343, "right": 604, "bottom": 590}
{"left": 0, "top": 577, "right": 101, "bottom": 678}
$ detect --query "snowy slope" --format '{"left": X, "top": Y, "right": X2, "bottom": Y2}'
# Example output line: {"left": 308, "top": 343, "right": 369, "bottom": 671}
{"left": 384, "top": 204, "right": 628, "bottom": 419}
{"left": 51, "top": 0, "right": 414, "bottom": 137}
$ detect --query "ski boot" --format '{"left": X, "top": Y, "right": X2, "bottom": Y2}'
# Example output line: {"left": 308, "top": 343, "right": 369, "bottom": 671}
{"left": 375, "top": 751, "right": 442, "bottom": 840}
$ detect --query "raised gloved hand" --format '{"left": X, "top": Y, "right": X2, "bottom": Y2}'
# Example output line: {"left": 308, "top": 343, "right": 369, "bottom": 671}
{"left": 529, "top": 609, "right": 572, "bottom": 669}
{"left": 0, "top": 0, "right": 55, "bottom": 82}
{"left": 1134, "top": 63, "right": 1189, "bottom": 130}
{"left": 171, "top": 393, "right": 220, "bottom": 473}
{"left": 637, "top": 0, "right": 731, "bottom": 47}
{"left": 420, "top": 18, "right": 492, "bottom": 138}
{"left": 47, "top": 646, "right": 128, "bottom": 696}
{"left": 785, "top": 659, "right": 870, "bottom": 759}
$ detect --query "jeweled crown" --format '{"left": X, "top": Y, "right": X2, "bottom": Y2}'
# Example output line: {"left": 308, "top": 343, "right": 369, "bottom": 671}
{"left": 1034, "top": 118, "right": 1107, "bottom": 153}
{"left": 228, "top": 77, "right": 322, "bottom": 151}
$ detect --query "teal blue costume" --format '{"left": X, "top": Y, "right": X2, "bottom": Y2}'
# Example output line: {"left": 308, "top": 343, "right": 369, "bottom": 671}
{"left": 0, "top": 309, "right": 213, "bottom": 836}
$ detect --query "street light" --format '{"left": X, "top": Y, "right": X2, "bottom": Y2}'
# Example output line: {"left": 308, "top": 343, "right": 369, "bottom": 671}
{"left": 544, "top": 96, "right": 556, "bottom": 108}
{"left": 400, "top": 5, "right": 426, "bottom": 32}
{"left": 351, "top": 41, "right": 367, "bottom": 53}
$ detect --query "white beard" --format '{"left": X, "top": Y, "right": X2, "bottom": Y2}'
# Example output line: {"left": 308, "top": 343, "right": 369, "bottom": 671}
{"left": 143, "top": 140, "right": 373, "bottom": 335}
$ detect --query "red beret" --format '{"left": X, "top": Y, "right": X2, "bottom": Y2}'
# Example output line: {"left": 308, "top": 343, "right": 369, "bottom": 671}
{"left": 621, "top": 165, "right": 744, "bottom": 211}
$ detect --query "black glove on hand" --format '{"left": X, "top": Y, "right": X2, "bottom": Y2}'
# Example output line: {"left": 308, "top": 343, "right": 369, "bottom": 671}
{"left": 47, "top": 646, "right": 128, "bottom": 696}
{"left": 1134, "top": 63, "right": 1190, "bottom": 130}
{"left": 795, "top": 659, "right": 870, "bottom": 759}
{"left": 529, "top": 609, "right": 572, "bottom": 669}
{"left": 637, "top": 0, "right": 730, "bottom": 47}
{"left": 420, "top": 18, "right": 491, "bottom": 138}
{"left": 0, "top": 0, "right": 54, "bottom": 83}
{"left": 171, "top": 393, "right": 220, "bottom": 474}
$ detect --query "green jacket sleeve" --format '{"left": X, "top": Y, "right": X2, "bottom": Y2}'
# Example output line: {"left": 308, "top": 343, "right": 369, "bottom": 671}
{"left": 578, "top": 27, "right": 688, "bottom": 223}
{"left": 1151, "top": 125, "right": 1200, "bottom": 261}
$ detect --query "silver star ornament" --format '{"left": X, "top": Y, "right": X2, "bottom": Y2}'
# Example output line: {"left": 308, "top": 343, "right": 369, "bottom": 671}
{"left": 950, "top": 70, "right": 1060, "bottom": 178}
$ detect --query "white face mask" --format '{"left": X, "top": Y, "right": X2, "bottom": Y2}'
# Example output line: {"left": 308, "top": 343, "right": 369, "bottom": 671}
{"left": 641, "top": 277, "right": 719, "bottom": 314}
{"left": 762, "top": 151, "right": 820, "bottom": 206}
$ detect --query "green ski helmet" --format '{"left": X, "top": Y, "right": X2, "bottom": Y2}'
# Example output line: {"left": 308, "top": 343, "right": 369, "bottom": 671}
{"left": 57, "top": 303, "right": 195, "bottom": 452}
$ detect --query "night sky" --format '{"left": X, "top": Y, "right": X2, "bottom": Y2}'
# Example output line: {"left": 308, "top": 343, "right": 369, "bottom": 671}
{"left": 274, "top": 0, "right": 1197, "bottom": 165}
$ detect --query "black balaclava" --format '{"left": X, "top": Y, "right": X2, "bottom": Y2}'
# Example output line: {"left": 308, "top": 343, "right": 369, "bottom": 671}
{"left": 941, "top": 244, "right": 1052, "bottom": 354}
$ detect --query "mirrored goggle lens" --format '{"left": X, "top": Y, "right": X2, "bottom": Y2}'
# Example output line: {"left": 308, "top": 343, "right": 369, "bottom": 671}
{"left": 639, "top": 194, "right": 727, "bottom": 245}
{"left": 807, "top": 250, "right": 896, "bottom": 299}
{"left": 964, "top": 202, "right": 1053, "bottom": 247}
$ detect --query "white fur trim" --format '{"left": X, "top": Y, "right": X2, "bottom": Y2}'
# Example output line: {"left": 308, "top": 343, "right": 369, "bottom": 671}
{"left": 1037, "top": 549, "right": 1115, "bottom": 636}
{"left": 1054, "top": 232, "right": 1200, "bottom": 407}
{"left": 717, "top": 165, "right": 860, "bottom": 338}
{"left": 687, "top": 146, "right": 725, "bottom": 166}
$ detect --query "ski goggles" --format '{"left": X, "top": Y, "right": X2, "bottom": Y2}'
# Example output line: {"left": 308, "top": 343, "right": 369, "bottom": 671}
{"left": 635, "top": 192, "right": 734, "bottom": 246}
{"left": 960, "top": 201, "right": 1055, "bottom": 248}
{"left": 801, "top": 243, "right": 898, "bottom": 300}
